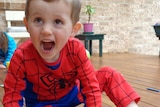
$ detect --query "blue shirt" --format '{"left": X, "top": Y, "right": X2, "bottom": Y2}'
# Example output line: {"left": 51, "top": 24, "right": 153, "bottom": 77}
{"left": 0, "top": 32, "right": 17, "bottom": 66}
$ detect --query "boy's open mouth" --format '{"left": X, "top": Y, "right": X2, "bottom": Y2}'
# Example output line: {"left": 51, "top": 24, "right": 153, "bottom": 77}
{"left": 42, "top": 41, "right": 55, "bottom": 51}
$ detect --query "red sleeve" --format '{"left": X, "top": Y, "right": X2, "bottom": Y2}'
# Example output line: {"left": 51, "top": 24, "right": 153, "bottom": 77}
{"left": 3, "top": 41, "right": 31, "bottom": 107}
{"left": 68, "top": 38, "right": 102, "bottom": 107}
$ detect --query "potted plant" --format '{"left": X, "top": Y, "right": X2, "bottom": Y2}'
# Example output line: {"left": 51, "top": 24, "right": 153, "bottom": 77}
{"left": 83, "top": 4, "right": 95, "bottom": 34}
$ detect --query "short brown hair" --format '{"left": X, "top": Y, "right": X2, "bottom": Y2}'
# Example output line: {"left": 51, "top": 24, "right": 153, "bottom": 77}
{"left": 0, "top": 32, "right": 8, "bottom": 53}
{"left": 25, "top": 0, "right": 81, "bottom": 25}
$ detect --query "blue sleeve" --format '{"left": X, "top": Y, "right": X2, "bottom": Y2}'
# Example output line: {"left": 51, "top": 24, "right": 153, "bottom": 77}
{"left": 3, "top": 32, "right": 17, "bottom": 66}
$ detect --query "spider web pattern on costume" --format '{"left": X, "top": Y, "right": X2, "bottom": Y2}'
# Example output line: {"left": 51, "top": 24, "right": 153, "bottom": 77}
{"left": 4, "top": 39, "right": 102, "bottom": 107}
{"left": 95, "top": 67, "right": 141, "bottom": 107}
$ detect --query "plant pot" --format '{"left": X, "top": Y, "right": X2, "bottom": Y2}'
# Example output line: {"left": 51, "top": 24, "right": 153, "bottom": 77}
{"left": 83, "top": 23, "right": 94, "bottom": 34}
{"left": 153, "top": 25, "right": 160, "bottom": 36}
{"left": 153, "top": 25, "right": 160, "bottom": 40}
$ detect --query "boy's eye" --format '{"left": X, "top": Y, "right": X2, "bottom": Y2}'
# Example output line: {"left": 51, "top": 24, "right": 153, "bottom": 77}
{"left": 55, "top": 19, "right": 63, "bottom": 25}
{"left": 35, "top": 17, "right": 42, "bottom": 23}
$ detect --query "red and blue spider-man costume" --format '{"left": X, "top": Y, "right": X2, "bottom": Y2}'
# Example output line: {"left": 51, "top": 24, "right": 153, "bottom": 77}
{"left": 3, "top": 38, "right": 140, "bottom": 107}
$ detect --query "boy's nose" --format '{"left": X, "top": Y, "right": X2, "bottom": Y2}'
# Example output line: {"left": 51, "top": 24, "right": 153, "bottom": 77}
{"left": 41, "top": 24, "right": 53, "bottom": 36}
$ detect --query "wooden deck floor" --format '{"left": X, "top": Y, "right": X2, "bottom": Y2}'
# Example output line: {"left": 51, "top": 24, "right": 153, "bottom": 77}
{"left": 0, "top": 53, "right": 160, "bottom": 107}
{"left": 90, "top": 53, "right": 160, "bottom": 107}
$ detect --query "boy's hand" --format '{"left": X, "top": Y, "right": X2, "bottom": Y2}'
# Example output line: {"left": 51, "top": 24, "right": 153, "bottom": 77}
{"left": 0, "top": 64, "right": 6, "bottom": 69}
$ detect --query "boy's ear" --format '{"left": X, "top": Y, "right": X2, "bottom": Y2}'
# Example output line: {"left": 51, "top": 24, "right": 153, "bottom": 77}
{"left": 70, "top": 22, "right": 82, "bottom": 37}
{"left": 23, "top": 17, "right": 28, "bottom": 31}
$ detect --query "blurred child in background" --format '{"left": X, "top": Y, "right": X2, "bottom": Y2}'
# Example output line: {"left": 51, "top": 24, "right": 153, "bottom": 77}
{"left": 0, "top": 32, "right": 16, "bottom": 70}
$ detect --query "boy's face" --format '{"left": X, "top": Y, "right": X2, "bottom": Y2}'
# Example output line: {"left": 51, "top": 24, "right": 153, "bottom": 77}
{"left": 24, "top": 0, "right": 79, "bottom": 62}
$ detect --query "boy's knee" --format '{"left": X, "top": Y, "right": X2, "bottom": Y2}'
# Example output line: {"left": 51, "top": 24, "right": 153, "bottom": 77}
{"left": 96, "top": 66, "right": 119, "bottom": 77}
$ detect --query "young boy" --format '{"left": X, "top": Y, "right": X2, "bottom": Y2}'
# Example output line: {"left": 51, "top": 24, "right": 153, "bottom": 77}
{"left": 3, "top": 0, "right": 140, "bottom": 107}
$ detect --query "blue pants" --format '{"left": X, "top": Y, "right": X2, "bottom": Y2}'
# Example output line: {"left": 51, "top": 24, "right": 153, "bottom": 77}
{"left": 25, "top": 86, "right": 83, "bottom": 107}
